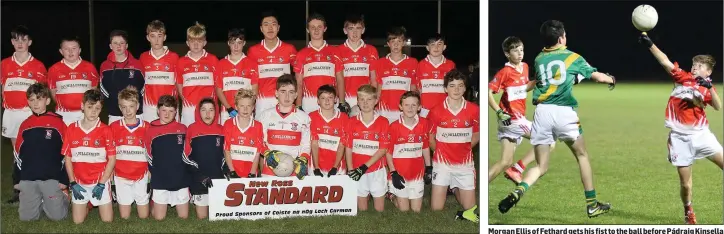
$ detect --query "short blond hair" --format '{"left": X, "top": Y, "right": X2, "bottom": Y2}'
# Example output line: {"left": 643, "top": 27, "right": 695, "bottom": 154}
{"left": 146, "top": 20, "right": 166, "bottom": 34}
{"left": 187, "top": 22, "right": 206, "bottom": 40}
{"left": 357, "top": 84, "right": 377, "bottom": 99}
{"left": 234, "top": 88, "right": 256, "bottom": 105}
{"left": 118, "top": 85, "right": 139, "bottom": 104}
{"left": 693, "top": 55, "right": 716, "bottom": 70}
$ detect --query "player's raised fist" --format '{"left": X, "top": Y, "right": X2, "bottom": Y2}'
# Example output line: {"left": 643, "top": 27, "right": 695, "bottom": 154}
{"left": 639, "top": 32, "right": 653, "bottom": 48}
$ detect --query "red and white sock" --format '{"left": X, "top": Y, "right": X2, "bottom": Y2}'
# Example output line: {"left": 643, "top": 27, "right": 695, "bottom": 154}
{"left": 514, "top": 160, "right": 526, "bottom": 173}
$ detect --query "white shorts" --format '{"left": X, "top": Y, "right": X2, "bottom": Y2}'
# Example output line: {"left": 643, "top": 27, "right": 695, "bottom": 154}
{"left": 432, "top": 163, "right": 476, "bottom": 190}
{"left": 152, "top": 188, "right": 190, "bottom": 206}
{"left": 142, "top": 105, "right": 159, "bottom": 122}
{"left": 72, "top": 181, "right": 112, "bottom": 206}
{"left": 255, "top": 97, "right": 278, "bottom": 120}
{"left": 57, "top": 111, "right": 83, "bottom": 126}
{"left": 388, "top": 179, "right": 425, "bottom": 199}
{"left": 108, "top": 115, "right": 142, "bottom": 125}
{"left": 530, "top": 104, "right": 581, "bottom": 145}
{"left": 419, "top": 108, "right": 430, "bottom": 118}
{"left": 668, "top": 130, "right": 723, "bottom": 167}
{"left": 378, "top": 110, "right": 400, "bottom": 124}
{"left": 180, "top": 105, "right": 196, "bottom": 126}
{"left": 113, "top": 174, "right": 150, "bottom": 206}
{"left": 357, "top": 168, "right": 388, "bottom": 197}
{"left": 301, "top": 97, "right": 320, "bottom": 113}
{"left": 191, "top": 194, "right": 209, "bottom": 207}
{"left": 2, "top": 108, "right": 32, "bottom": 138}
{"left": 498, "top": 119, "right": 533, "bottom": 145}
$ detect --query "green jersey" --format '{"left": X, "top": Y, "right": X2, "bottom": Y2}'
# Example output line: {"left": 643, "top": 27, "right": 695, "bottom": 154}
{"left": 532, "top": 46, "right": 597, "bottom": 107}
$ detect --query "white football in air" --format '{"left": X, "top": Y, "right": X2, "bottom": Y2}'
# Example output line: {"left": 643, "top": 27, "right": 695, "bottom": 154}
{"left": 632, "top": 4, "right": 658, "bottom": 32}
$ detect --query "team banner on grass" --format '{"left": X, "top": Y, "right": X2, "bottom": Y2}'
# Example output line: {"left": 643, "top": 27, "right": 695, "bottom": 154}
{"left": 208, "top": 176, "right": 358, "bottom": 221}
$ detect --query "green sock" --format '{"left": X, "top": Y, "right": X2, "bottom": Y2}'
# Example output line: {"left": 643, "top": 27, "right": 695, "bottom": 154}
{"left": 584, "top": 190, "right": 597, "bottom": 206}
{"left": 516, "top": 182, "right": 530, "bottom": 193}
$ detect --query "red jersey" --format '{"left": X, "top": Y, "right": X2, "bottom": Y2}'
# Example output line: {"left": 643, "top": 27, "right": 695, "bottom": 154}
{"left": 139, "top": 48, "right": 180, "bottom": 107}
{"left": 48, "top": 60, "right": 99, "bottom": 112}
{"left": 388, "top": 116, "right": 430, "bottom": 181}
{"left": 110, "top": 119, "right": 149, "bottom": 181}
{"left": 309, "top": 110, "right": 348, "bottom": 171}
{"left": 223, "top": 117, "right": 266, "bottom": 177}
{"left": 337, "top": 40, "right": 379, "bottom": 101}
{"left": 343, "top": 114, "right": 390, "bottom": 173}
{"left": 427, "top": 98, "right": 479, "bottom": 166}
{"left": 417, "top": 56, "right": 456, "bottom": 110}
{"left": 489, "top": 62, "right": 529, "bottom": 120}
{"left": 61, "top": 120, "right": 116, "bottom": 185}
{"left": 665, "top": 62, "right": 717, "bottom": 134}
{"left": 247, "top": 40, "right": 297, "bottom": 101}
{"left": 373, "top": 54, "right": 418, "bottom": 112}
{"left": 1, "top": 53, "right": 47, "bottom": 109}
{"left": 294, "top": 42, "right": 343, "bottom": 102}
{"left": 216, "top": 54, "right": 259, "bottom": 107}
{"left": 176, "top": 50, "right": 218, "bottom": 109}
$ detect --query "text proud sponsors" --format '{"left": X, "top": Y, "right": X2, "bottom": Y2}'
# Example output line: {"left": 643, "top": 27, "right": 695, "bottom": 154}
{"left": 489, "top": 228, "right": 724, "bottom": 234}
{"left": 208, "top": 176, "right": 357, "bottom": 221}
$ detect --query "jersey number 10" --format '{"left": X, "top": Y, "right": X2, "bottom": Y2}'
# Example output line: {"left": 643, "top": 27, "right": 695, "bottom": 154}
{"left": 538, "top": 60, "right": 567, "bottom": 86}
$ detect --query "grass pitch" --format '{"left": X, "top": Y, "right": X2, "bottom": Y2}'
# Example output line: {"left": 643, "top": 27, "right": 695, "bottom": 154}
{"left": 488, "top": 83, "right": 724, "bottom": 225}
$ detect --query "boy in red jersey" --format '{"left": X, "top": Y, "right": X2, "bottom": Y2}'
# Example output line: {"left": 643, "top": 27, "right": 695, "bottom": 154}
{"left": 139, "top": 20, "right": 180, "bottom": 122}
{"left": 345, "top": 84, "right": 390, "bottom": 212}
{"left": 310, "top": 85, "right": 348, "bottom": 177}
{"left": 488, "top": 37, "right": 551, "bottom": 184}
{"left": 338, "top": 14, "right": 378, "bottom": 116}
{"left": 248, "top": 11, "right": 298, "bottom": 116}
{"left": 48, "top": 36, "right": 99, "bottom": 125}
{"left": 294, "top": 13, "right": 347, "bottom": 113}
{"left": 184, "top": 98, "right": 222, "bottom": 219}
{"left": 371, "top": 27, "right": 417, "bottom": 124}
{"left": 216, "top": 28, "right": 259, "bottom": 124}
{"left": 223, "top": 89, "right": 265, "bottom": 178}
{"left": 110, "top": 86, "right": 150, "bottom": 219}
{"left": 640, "top": 33, "right": 723, "bottom": 224}
{"left": 427, "top": 70, "right": 479, "bottom": 221}
{"left": 416, "top": 34, "right": 455, "bottom": 117}
{"left": 385, "top": 91, "right": 431, "bottom": 212}
{"left": 176, "top": 22, "right": 219, "bottom": 126}
{"left": 63, "top": 89, "right": 116, "bottom": 224}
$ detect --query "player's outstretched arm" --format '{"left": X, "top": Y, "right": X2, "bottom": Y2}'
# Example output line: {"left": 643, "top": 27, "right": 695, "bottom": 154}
{"left": 709, "top": 88, "right": 722, "bottom": 111}
{"left": 640, "top": 33, "right": 675, "bottom": 75}
{"left": 487, "top": 90, "right": 501, "bottom": 112}
{"left": 344, "top": 147, "right": 353, "bottom": 170}
{"left": 590, "top": 72, "right": 616, "bottom": 84}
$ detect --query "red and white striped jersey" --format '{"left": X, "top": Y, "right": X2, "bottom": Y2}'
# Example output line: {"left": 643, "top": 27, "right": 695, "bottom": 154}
{"left": 61, "top": 120, "right": 116, "bottom": 185}
{"left": 110, "top": 119, "right": 148, "bottom": 181}
{"left": 417, "top": 56, "right": 456, "bottom": 110}
{"left": 309, "top": 110, "right": 348, "bottom": 171}
{"left": 223, "top": 117, "right": 266, "bottom": 177}
{"left": 665, "top": 62, "right": 717, "bottom": 134}
{"left": 247, "top": 40, "right": 297, "bottom": 101}
{"left": 294, "top": 41, "right": 343, "bottom": 111}
{"left": 216, "top": 54, "right": 258, "bottom": 108}
{"left": 139, "top": 47, "right": 179, "bottom": 107}
{"left": 427, "top": 98, "right": 479, "bottom": 167}
{"left": 388, "top": 116, "right": 430, "bottom": 181}
{"left": 489, "top": 62, "right": 529, "bottom": 120}
{"left": 176, "top": 50, "right": 218, "bottom": 108}
{"left": 343, "top": 114, "right": 390, "bottom": 173}
{"left": 258, "top": 105, "right": 311, "bottom": 176}
{"left": 337, "top": 40, "right": 379, "bottom": 102}
{"left": 373, "top": 54, "right": 418, "bottom": 112}
{"left": 48, "top": 59, "right": 99, "bottom": 112}
{"left": 1, "top": 53, "right": 47, "bottom": 109}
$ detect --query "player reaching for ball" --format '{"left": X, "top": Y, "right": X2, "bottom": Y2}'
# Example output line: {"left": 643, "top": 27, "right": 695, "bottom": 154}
{"left": 223, "top": 89, "right": 266, "bottom": 178}
{"left": 488, "top": 36, "right": 554, "bottom": 184}
{"left": 345, "top": 84, "right": 390, "bottom": 212}
{"left": 498, "top": 20, "right": 616, "bottom": 218}
{"left": 639, "top": 32, "right": 724, "bottom": 224}
{"left": 184, "top": 98, "right": 223, "bottom": 220}
{"left": 385, "top": 91, "right": 431, "bottom": 213}
{"left": 310, "top": 85, "right": 348, "bottom": 177}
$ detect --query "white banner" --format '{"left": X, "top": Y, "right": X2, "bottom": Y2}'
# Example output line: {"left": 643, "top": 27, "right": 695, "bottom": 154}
{"left": 208, "top": 176, "right": 358, "bottom": 221}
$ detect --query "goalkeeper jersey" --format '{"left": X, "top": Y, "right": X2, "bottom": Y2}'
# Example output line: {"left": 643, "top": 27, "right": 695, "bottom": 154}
{"left": 532, "top": 46, "right": 597, "bottom": 108}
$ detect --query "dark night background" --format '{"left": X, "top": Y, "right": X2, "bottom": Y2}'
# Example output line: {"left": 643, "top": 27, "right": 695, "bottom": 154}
{"left": 489, "top": 1, "right": 723, "bottom": 82}
{"left": 1, "top": 0, "right": 480, "bottom": 73}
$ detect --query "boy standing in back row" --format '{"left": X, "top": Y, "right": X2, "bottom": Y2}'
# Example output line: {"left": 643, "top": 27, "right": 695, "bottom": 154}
{"left": 139, "top": 20, "right": 180, "bottom": 122}
{"left": 416, "top": 34, "right": 455, "bottom": 117}
{"left": 216, "top": 28, "right": 259, "bottom": 124}
{"left": 48, "top": 36, "right": 99, "bottom": 125}
{"left": 372, "top": 27, "right": 417, "bottom": 124}
{"left": 100, "top": 30, "right": 145, "bottom": 123}
{"left": 337, "top": 14, "right": 378, "bottom": 116}
{"left": 176, "top": 22, "right": 219, "bottom": 126}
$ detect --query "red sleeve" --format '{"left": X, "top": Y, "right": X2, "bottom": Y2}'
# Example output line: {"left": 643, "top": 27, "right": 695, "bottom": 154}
{"left": 380, "top": 123, "right": 390, "bottom": 151}
{"left": 289, "top": 46, "right": 298, "bottom": 65}
{"left": 61, "top": 125, "right": 72, "bottom": 157}
{"left": 415, "top": 62, "right": 424, "bottom": 90}
{"left": 256, "top": 124, "right": 268, "bottom": 153}
{"left": 386, "top": 123, "right": 397, "bottom": 152}
{"left": 249, "top": 60, "right": 259, "bottom": 85}
{"left": 214, "top": 62, "right": 223, "bottom": 88}
{"left": 293, "top": 50, "right": 304, "bottom": 74}
{"left": 310, "top": 115, "right": 320, "bottom": 141}
{"left": 47, "top": 66, "right": 58, "bottom": 89}
{"left": 333, "top": 48, "right": 343, "bottom": 73}
{"left": 343, "top": 122, "right": 353, "bottom": 148}
{"left": 489, "top": 68, "right": 507, "bottom": 93}
{"left": 472, "top": 104, "right": 480, "bottom": 133}
{"left": 142, "top": 127, "right": 152, "bottom": 158}
{"left": 373, "top": 60, "right": 383, "bottom": 84}
{"left": 183, "top": 124, "right": 194, "bottom": 157}
{"left": 670, "top": 62, "right": 694, "bottom": 84}
{"left": 409, "top": 60, "right": 418, "bottom": 82}
{"left": 89, "top": 63, "right": 100, "bottom": 87}
{"left": 223, "top": 123, "right": 232, "bottom": 151}
{"left": 14, "top": 120, "right": 27, "bottom": 153}
{"left": 104, "top": 127, "right": 116, "bottom": 157}
{"left": 36, "top": 62, "right": 48, "bottom": 84}
{"left": 176, "top": 59, "right": 185, "bottom": 86}
{"left": 422, "top": 120, "right": 430, "bottom": 149}
{"left": 427, "top": 110, "right": 437, "bottom": 135}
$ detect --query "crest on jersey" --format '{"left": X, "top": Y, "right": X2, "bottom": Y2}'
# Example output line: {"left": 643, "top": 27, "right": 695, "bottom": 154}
{"left": 94, "top": 139, "right": 100, "bottom": 146}
{"left": 418, "top": 136, "right": 423, "bottom": 142}
{"left": 129, "top": 70, "right": 134, "bottom": 78}
{"left": 362, "top": 57, "right": 367, "bottom": 62}
{"left": 403, "top": 70, "right": 408, "bottom": 76}
{"left": 333, "top": 129, "right": 338, "bottom": 135}
{"left": 128, "top": 139, "right": 134, "bottom": 145}
{"left": 83, "top": 140, "right": 89, "bottom": 146}
{"left": 82, "top": 73, "right": 87, "bottom": 79}
{"left": 291, "top": 123, "right": 298, "bottom": 131}
{"left": 374, "top": 134, "right": 379, "bottom": 140}
{"left": 164, "top": 65, "right": 170, "bottom": 71}
{"left": 278, "top": 57, "right": 283, "bottom": 62}
{"left": 204, "top": 65, "right": 209, "bottom": 71}
{"left": 250, "top": 140, "right": 254, "bottom": 146}
{"left": 28, "top": 73, "right": 33, "bottom": 78}
{"left": 45, "top": 130, "right": 52, "bottom": 139}
{"left": 240, "top": 139, "right": 245, "bottom": 145}
{"left": 465, "top": 121, "right": 470, "bottom": 127}
{"left": 177, "top": 135, "right": 183, "bottom": 144}
{"left": 216, "top": 137, "right": 221, "bottom": 146}
{"left": 326, "top": 55, "right": 331, "bottom": 61}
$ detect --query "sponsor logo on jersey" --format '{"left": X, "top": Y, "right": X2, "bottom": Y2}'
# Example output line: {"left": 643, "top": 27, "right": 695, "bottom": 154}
{"left": 129, "top": 70, "right": 135, "bottom": 78}
{"left": 177, "top": 135, "right": 183, "bottom": 144}
{"left": 46, "top": 130, "right": 53, "bottom": 139}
